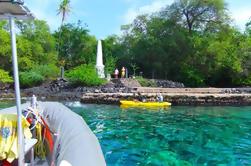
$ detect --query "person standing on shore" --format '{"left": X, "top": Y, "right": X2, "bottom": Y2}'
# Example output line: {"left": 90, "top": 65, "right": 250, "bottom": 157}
{"left": 121, "top": 67, "right": 125, "bottom": 78}
{"left": 114, "top": 68, "right": 119, "bottom": 78}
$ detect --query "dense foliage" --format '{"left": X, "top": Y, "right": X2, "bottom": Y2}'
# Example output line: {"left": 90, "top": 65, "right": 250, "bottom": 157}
{"left": 32, "top": 64, "right": 59, "bottom": 79}
{"left": 135, "top": 76, "right": 156, "bottom": 87}
{"left": 19, "top": 64, "right": 60, "bottom": 88}
{"left": 102, "top": 36, "right": 119, "bottom": 74}
{"left": 54, "top": 22, "right": 97, "bottom": 69}
{"left": 0, "top": 69, "right": 13, "bottom": 84}
{"left": 65, "top": 64, "right": 106, "bottom": 86}
{"left": 0, "top": 20, "right": 112, "bottom": 88}
{"left": 111, "top": 0, "right": 251, "bottom": 87}
{"left": 0, "top": 0, "right": 250, "bottom": 88}
{"left": 20, "top": 71, "right": 44, "bottom": 88}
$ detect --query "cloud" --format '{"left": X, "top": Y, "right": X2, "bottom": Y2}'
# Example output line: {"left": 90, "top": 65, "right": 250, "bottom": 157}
{"left": 229, "top": 8, "right": 251, "bottom": 30}
{"left": 123, "top": 0, "right": 173, "bottom": 24}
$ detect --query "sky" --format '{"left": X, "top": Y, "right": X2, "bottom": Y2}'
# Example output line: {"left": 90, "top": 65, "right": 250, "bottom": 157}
{"left": 24, "top": 0, "right": 251, "bottom": 39}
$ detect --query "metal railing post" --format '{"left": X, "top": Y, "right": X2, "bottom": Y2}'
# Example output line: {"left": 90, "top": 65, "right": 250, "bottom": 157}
{"left": 30, "top": 95, "right": 37, "bottom": 166}
{"left": 9, "top": 16, "right": 25, "bottom": 166}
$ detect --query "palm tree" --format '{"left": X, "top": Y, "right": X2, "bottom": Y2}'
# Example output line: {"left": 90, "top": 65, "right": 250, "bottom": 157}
{"left": 57, "top": 0, "right": 71, "bottom": 74}
{"left": 57, "top": 0, "right": 71, "bottom": 25}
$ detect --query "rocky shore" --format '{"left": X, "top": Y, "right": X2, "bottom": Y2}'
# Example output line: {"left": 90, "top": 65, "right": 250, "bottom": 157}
{"left": 81, "top": 91, "right": 251, "bottom": 106}
{"left": 1, "top": 78, "right": 251, "bottom": 106}
{"left": 80, "top": 86, "right": 251, "bottom": 106}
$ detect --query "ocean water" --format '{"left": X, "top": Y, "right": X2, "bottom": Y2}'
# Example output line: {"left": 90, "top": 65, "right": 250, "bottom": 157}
{"left": 68, "top": 104, "right": 251, "bottom": 166}
{"left": 0, "top": 101, "right": 14, "bottom": 109}
{"left": 1, "top": 102, "right": 251, "bottom": 165}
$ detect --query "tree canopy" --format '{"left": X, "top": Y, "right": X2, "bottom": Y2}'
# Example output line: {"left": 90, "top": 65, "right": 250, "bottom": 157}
{"left": 112, "top": 0, "right": 251, "bottom": 87}
{"left": 165, "top": 0, "right": 227, "bottom": 33}
{"left": 57, "top": 0, "right": 71, "bottom": 25}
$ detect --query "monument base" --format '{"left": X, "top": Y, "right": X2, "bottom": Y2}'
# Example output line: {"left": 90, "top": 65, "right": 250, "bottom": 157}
{"left": 96, "top": 65, "right": 105, "bottom": 78}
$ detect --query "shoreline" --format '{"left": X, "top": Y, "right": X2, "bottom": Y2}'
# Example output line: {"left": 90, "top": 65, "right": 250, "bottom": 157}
{"left": 81, "top": 92, "right": 251, "bottom": 106}
{"left": 1, "top": 87, "right": 251, "bottom": 106}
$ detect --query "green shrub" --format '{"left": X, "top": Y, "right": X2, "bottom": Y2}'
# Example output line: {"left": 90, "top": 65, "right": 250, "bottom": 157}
{"left": 135, "top": 76, "right": 157, "bottom": 87}
{"left": 0, "top": 69, "right": 13, "bottom": 84}
{"left": 239, "top": 75, "right": 251, "bottom": 86}
{"left": 181, "top": 67, "right": 205, "bottom": 87}
{"left": 0, "top": 69, "right": 13, "bottom": 83}
{"left": 20, "top": 71, "right": 44, "bottom": 88}
{"left": 66, "top": 64, "right": 106, "bottom": 87}
{"left": 32, "top": 64, "right": 59, "bottom": 79}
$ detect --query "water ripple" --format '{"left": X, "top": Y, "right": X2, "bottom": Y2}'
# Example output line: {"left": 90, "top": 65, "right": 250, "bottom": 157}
{"left": 67, "top": 104, "right": 251, "bottom": 166}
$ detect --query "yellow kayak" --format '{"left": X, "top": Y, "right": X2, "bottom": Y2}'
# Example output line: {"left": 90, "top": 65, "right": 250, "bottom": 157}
{"left": 120, "top": 100, "right": 171, "bottom": 107}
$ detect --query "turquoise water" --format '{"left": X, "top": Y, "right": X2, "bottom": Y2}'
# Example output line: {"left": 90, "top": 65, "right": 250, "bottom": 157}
{"left": 1, "top": 103, "right": 251, "bottom": 165}
{"left": 68, "top": 104, "right": 251, "bottom": 166}
{"left": 0, "top": 101, "right": 14, "bottom": 109}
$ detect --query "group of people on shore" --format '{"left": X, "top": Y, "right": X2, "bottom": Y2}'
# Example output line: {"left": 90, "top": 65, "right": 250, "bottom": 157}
{"left": 113, "top": 67, "right": 164, "bottom": 102}
{"left": 114, "top": 67, "right": 126, "bottom": 78}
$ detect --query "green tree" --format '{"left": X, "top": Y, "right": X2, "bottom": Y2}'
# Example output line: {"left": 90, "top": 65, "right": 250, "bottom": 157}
{"left": 16, "top": 20, "right": 58, "bottom": 69}
{"left": 0, "top": 69, "right": 13, "bottom": 84}
{"left": 54, "top": 22, "right": 97, "bottom": 69}
{"left": 164, "top": 0, "right": 227, "bottom": 33}
{"left": 103, "top": 36, "right": 120, "bottom": 74}
{"left": 0, "top": 25, "right": 11, "bottom": 71}
{"left": 112, "top": 0, "right": 250, "bottom": 87}
{"left": 130, "top": 63, "right": 139, "bottom": 76}
{"left": 57, "top": 0, "right": 71, "bottom": 67}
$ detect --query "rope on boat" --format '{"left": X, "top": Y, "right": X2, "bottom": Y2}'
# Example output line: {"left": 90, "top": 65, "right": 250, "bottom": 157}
{"left": 22, "top": 107, "right": 47, "bottom": 159}
{"left": 34, "top": 122, "right": 46, "bottom": 159}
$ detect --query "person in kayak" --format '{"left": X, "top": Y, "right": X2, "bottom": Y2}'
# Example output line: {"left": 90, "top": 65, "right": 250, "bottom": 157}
{"left": 156, "top": 93, "right": 163, "bottom": 102}
{"left": 138, "top": 92, "right": 146, "bottom": 102}
{"left": 132, "top": 92, "right": 146, "bottom": 102}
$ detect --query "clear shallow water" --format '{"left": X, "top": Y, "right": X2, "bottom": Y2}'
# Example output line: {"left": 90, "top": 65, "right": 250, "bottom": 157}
{"left": 67, "top": 104, "right": 251, "bottom": 166}
{"left": 1, "top": 102, "right": 251, "bottom": 165}
{"left": 0, "top": 101, "right": 14, "bottom": 109}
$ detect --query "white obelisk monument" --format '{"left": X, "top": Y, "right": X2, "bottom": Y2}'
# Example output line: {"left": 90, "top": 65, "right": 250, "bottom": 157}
{"left": 96, "top": 40, "right": 105, "bottom": 78}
